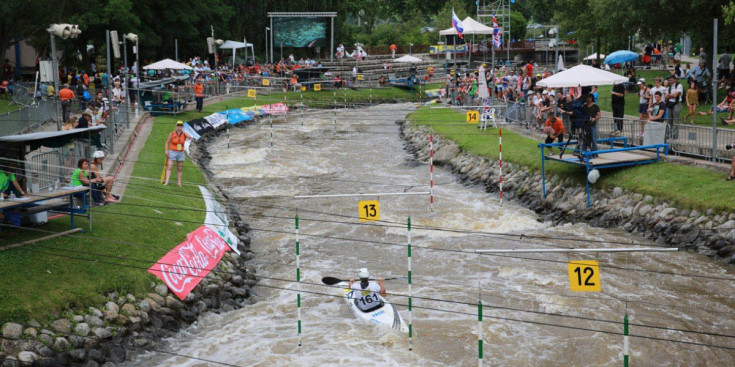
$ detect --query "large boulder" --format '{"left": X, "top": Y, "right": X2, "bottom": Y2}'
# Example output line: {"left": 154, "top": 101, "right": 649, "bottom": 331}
{"left": 1, "top": 323, "right": 23, "bottom": 340}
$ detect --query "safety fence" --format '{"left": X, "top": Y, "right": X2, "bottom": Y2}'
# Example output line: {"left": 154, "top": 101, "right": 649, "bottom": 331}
{"left": 487, "top": 97, "right": 735, "bottom": 163}
{"left": 25, "top": 140, "right": 91, "bottom": 192}
{"left": 11, "top": 82, "right": 36, "bottom": 107}
{"left": 0, "top": 99, "right": 59, "bottom": 137}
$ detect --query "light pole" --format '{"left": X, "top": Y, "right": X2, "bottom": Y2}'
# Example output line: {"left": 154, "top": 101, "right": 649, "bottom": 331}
{"left": 124, "top": 33, "right": 139, "bottom": 80}
{"left": 265, "top": 27, "right": 270, "bottom": 63}
{"left": 47, "top": 24, "right": 80, "bottom": 130}
{"left": 410, "top": 43, "right": 414, "bottom": 55}
{"left": 549, "top": 27, "right": 559, "bottom": 72}
{"left": 124, "top": 33, "right": 138, "bottom": 109}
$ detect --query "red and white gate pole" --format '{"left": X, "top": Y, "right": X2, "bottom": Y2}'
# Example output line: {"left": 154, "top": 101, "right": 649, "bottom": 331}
{"left": 499, "top": 128, "right": 503, "bottom": 206}
{"left": 430, "top": 134, "right": 434, "bottom": 211}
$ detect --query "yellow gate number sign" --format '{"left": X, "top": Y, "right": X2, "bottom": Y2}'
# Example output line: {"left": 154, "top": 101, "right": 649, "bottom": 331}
{"left": 567, "top": 260, "right": 601, "bottom": 292}
{"left": 357, "top": 74, "right": 364, "bottom": 81}
{"left": 247, "top": 89, "right": 256, "bottom": 98}
{"left": 262, "top": 79, "right": 270, "bottom": 86}
{"left": 358, "top": 200, "right": 380, "bottom": 222}
{"left": 314, "top": 83, "right": 321, "bottom": 91}
{"left": 466, "top": 110, "right": 479, "bottom": 124}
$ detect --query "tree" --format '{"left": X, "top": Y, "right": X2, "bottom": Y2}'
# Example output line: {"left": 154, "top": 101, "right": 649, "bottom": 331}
{"left": 509, "top": 11, "right": 526, "bottom": 41}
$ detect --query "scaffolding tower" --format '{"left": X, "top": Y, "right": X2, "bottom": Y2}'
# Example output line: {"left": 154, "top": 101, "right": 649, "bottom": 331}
{"left": 477, "top": 0, "right": 511, "bottom": 68}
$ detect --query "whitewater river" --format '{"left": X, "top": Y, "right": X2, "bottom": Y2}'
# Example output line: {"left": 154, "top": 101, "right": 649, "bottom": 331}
{"left": 132, "top": 104, "right": 735, "bottom": 366}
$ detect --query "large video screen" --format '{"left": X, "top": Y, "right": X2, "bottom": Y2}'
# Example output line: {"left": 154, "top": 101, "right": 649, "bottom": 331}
{"left": 273, "top": 17, "right": 327, "bottom": 48}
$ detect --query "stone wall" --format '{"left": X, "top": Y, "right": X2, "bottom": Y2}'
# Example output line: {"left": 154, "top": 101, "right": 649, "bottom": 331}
{"left": 400, "top": 122, "right": 735, "bottom": 264}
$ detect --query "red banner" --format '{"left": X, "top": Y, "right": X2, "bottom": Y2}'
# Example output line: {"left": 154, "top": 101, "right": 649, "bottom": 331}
{"left": 148, "top": 226, "right": 230, "bottom": 300}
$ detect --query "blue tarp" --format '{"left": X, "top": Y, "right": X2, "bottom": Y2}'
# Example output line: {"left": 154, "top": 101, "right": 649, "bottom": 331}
{"left": 218, "top": 109, "right": 253, "bottom": 124}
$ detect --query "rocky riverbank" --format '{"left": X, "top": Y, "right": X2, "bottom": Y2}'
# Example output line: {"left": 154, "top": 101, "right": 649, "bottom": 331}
{"left": 400, "top": 122, "right": 735, "bottom": 263}
{"left": 0, "top": 138, "right": 257, "bottom": 367}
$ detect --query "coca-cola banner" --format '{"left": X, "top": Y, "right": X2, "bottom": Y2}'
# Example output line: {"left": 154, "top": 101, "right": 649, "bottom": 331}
{"left": 262, "top": 103, "right": 289, "bottom": 115}
{"left": 148, "top": 226, "right": 230, "bottom": 300}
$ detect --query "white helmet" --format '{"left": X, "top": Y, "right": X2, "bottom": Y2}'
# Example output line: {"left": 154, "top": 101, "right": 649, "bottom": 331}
{"left": 93, "top": 151, "right": 105, "bottom": 159}
{"left": 358, "top": 268, "right": 370, "bottom": 279}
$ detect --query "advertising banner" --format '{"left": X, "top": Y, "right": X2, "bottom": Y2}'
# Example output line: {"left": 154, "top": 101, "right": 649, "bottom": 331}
{"left": 263, "top": 103, "right": 289, "bottom": 115}
{"left": 148, "top": 225, "right": 230, "bottom": 300}
{"left": 199, "top": 186, "right": 240, "bottom": 255}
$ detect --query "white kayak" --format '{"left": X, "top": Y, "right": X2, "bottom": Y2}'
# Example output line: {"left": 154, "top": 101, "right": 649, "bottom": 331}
{"left": 337, "top": 281, "right": 409, "bottom": 333}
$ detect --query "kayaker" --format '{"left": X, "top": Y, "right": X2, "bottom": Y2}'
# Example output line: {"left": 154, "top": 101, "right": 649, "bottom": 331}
{"left": 348, "top": 268, "right": 386, "bottom": 312}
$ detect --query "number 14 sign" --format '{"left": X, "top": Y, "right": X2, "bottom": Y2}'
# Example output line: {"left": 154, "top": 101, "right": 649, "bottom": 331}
{"left": 567, "top": 260, "right": 601, "bottom": 292}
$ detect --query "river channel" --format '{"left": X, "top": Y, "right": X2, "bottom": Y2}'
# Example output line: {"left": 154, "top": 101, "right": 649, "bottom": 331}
{"left": 131, "top": 104, "right": 735, "bottom": 366}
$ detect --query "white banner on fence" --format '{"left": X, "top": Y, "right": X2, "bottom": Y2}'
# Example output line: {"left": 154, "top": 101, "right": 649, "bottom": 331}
{"left": 199, "top": 186, "right": 240, "bottom": 255}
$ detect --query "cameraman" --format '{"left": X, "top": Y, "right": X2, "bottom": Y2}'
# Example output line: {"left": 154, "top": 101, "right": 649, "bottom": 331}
{"left": 544, "top": 111, "right": 566, "bottom": 156}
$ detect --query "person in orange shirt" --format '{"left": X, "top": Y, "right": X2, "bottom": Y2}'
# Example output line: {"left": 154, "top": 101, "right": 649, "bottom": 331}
{"left": 544, "top": 110, "right": 566, "bottom": 156}
{"left": 193, "top": 77, "right": 205, "bottom": 112}
{"left": 389, "top": 44, "right": 397, "bottom": 58}
{"left": 59, "top": 84, "right": 75, "bottom": 122}
{"left": 164, "top": 121, "right": 193, "bottom": 186}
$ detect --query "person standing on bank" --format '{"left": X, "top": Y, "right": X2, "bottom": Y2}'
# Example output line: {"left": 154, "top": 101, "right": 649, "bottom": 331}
{"left": 611, "top": 81, "right": 625, "bottom": 135}
{"left": 193, "top": 77, "right": 205, "bottom": 113}
{"left": 164, "top": 121, "right": 192, "bottom": 186}
{"left": 583, "top": 94, "right": 601, "bottom": 152}
{"left": 664, "top": 74, "right": 683, "bottom": 139}
{"left": 348, "top": 268, "right": 386, "bottom": 312}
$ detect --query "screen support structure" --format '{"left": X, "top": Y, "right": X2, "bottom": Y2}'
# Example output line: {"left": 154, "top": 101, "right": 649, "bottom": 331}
{"left": 267, "top": 12, "right": 337, "bottom": 62}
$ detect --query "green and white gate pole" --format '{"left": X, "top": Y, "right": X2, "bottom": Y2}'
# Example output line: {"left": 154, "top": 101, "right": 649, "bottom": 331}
{"left": 623, "top": 313, "right": 629, "bottom": 367}
{"left": 226, "top": 107, "right": 230, "bottom": 149}
{"left": 407, "top": 216, "right": 413, "bottom": 351}
{"left": 478, "top": 300, "right": 483, "bottom": 366}
{"left": 296, "top": 214, "right": 302, "bottom": 346}
{"left": 269, "top": 114, "right": 273, "bottom": 148}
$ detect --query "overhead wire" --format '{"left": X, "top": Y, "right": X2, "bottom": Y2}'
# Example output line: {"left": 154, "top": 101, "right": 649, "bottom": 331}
{"left": 9, "top": 236, "right": 735, "bottom": 346}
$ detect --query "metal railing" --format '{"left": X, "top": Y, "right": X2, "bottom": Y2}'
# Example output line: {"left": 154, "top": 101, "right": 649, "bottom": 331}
{"left": 11, "top": 82, "right": 35, "bottom": 107}
{"left": 25, "top": 140, "right": 91, "bottom": 193}
{"left": 0, "top": 99, "right": 59, "bottom": 136}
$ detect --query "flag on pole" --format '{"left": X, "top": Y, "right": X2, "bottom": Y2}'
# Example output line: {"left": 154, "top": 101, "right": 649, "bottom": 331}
{"left": 492, "top": 12, "right": 502, "bottom": 48}
{"left": 452, "top": 9, "right": 464, "bottom": 39}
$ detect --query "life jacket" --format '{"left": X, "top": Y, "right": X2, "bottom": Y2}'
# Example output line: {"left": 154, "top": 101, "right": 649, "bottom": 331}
{"left": 169, "top": 131, "right": 186, "bottom": 151}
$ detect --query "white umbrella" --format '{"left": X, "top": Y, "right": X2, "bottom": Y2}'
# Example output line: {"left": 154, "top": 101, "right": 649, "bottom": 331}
{"left": 583, "top": 53, "right": 606, "bottom": 61}
{"left": 394, "top": 55, "right": 423, "bottom": 63}
{"left": 536, "top": 64, "right": 628, "bottom": 88}
{"left": 478, "top": 65, "right": 490, "bottom": 99}
{"left": 143, "top": 58, "right": 193, "bottom": 70}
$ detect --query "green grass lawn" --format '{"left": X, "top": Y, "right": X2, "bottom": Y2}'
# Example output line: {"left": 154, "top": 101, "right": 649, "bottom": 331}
{"left": 409, "top": 106, "right": 735, "bottom": 212}
{"left": 0, "top": 109, "right": 217, "bottom": 324}
{"left": 0, "top": 100, "right": 20, "bottom": 114}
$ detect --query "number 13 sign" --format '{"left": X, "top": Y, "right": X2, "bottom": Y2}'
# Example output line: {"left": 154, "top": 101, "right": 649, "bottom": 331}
{"left": 567, "top": 260, "right": 601, "bottom": 292}
{"left": 358, "top": 200, "right": 380, "bottom": 222}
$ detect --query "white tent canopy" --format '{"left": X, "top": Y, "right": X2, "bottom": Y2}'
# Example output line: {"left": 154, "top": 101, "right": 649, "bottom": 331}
{"left": 583, "top": 53, "right": 606, "bottom": 61}
{"left": 143, "top": 58, "right": 193, "bottom": 70}
{"left": 217, "top": 40, "right": 255, "bottom": 68}
{"left": 394, "top": 55, "right": 423, "bottom": 63}
{"left": 439, "top": 16, "right": 494, "bottom": 35}
{"left": 536, "top": 64, "right": 628, "bottom": 88}
{"left": 219, "top": 40, "right": 253, "bottom": 49}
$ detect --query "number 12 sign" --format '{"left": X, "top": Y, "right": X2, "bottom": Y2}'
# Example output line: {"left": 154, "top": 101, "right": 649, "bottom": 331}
{"left": 567, "top": 260, "right": 601, "bottom": 292}
{"left": 358, "top": 200, "right": 380, "bottom": 222}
